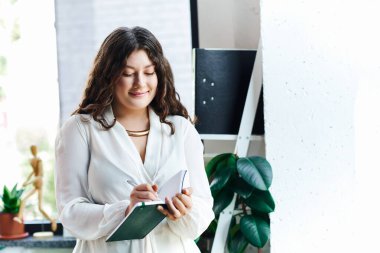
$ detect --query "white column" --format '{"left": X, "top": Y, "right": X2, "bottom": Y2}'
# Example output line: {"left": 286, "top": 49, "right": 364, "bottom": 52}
{"left": 262, "top": 0, "right": 363, "bottom": 252}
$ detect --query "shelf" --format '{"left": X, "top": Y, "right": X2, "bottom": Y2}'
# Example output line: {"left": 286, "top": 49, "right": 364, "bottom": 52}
{"left": 200, "top": 134, "right": 264, "bottom": 141}
{"left": 0, "top": 235, "right": 75, "bottom": 248}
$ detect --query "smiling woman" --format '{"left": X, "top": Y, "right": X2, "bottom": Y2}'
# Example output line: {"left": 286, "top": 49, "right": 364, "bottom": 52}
{"left": 55, "top": 27, "right": 214, "bottom": 253}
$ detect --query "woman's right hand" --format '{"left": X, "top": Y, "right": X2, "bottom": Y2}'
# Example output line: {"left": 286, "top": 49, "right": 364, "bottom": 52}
{"left": 125, "top": 184, "right": 159, "bottom": 216}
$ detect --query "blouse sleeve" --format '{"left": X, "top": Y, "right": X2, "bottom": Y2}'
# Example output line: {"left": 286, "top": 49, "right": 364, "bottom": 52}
{"left": 166, "top": 121, "right": 215, "bottom": 239}
{"left": 55, "top": 116, "right": 129, "bottom": 240}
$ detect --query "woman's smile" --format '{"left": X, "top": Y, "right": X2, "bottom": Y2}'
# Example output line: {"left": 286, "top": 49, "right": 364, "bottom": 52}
{"left": 129, "top": 90, "right": 150, "bottom": 97}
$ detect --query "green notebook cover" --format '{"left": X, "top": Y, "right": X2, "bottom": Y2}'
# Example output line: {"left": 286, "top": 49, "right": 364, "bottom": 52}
{"left": 106, "top": 202, "right": 167, "bottom": 242}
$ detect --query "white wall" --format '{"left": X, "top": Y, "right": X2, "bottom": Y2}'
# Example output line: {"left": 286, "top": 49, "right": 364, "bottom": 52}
{"left": 353, "top": 2, "right": 380, "bottom": 252}
{"left": 198, "top": 0, "right": 260, "bottom": 49}
{"left": 262, "top": 0, "right": 380, "bottom": 252}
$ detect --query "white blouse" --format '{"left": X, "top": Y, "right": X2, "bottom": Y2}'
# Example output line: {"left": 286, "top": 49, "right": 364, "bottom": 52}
{"left": 55, "top": 107, "right": 214, "bottom": 253}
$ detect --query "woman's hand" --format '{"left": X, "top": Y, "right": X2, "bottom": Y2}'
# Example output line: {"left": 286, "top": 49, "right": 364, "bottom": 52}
{"left": 157, "top": 187, "right": 193, "bottom": 221}
{"left": 125, "top": 184, "right": 158, "bottom": 216}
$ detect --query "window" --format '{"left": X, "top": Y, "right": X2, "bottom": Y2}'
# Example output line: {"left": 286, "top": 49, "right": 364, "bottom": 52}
{"left": 0, "top": 0, "right": 58, "bottom": 220}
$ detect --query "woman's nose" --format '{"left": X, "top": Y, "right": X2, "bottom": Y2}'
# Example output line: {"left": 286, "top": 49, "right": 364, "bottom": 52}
{"left": 134, "top": 73, "right": 145, "bottom": 86}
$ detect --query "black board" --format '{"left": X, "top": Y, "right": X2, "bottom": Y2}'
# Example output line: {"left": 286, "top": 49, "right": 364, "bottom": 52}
{"left": 194, "top": 49, "right": 264, "bottom": 135}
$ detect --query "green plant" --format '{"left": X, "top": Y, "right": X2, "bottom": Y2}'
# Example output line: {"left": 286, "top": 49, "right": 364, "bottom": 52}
{"left": 205, "top": 153, "right": 275, "bottom": 252}
{"left": 0, "top": 184, "right": 24, "bottom": 214}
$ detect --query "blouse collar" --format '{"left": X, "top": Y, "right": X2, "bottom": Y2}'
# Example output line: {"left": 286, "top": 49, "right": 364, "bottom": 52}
{"left": 104, "top": 105, "right": 159, "bottom": 127}
{"left": 103, "top": 105, "right": 163, "bottom": 183}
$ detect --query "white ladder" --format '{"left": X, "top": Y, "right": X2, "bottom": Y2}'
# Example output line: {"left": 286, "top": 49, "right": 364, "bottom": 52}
{"left": 208, "top": 40, "right": 263, "bottom": 253}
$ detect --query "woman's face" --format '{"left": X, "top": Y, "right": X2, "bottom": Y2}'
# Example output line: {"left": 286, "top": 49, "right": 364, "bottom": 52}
{"left": 114, "top": 49, "right": 158, "bottom": 112}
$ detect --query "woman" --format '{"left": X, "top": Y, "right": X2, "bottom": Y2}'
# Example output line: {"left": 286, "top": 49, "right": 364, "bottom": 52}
{"left": 55, "top": 26, "right": 214, "bottom": 253}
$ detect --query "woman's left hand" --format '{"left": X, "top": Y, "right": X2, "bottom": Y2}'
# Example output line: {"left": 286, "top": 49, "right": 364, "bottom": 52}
{"left": 157, "top": 187, "right": 193, "bottom": 221}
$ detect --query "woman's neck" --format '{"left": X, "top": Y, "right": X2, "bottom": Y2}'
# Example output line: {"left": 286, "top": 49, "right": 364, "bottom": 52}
{"left": 113, "top": 105, "right": 150, "bottom": 131}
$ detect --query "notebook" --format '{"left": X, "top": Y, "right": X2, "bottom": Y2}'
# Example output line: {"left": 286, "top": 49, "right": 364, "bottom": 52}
{"left": 106, "top": 170, "right": 189, "bottom": 242}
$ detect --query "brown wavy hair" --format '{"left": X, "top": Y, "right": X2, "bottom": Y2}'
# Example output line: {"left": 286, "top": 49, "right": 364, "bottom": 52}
{"left": 72, "top": 26, "right": 191, "bottom": 134}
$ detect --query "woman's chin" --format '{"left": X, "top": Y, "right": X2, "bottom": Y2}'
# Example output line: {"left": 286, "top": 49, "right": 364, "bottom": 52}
{"left": 124, "top": 101, "right": 152, "bottom": 111}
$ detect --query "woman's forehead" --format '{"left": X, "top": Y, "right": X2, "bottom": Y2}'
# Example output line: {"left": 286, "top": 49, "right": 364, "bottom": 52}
{"left": 124, "top": 49, "right": 154, "bottom": 68}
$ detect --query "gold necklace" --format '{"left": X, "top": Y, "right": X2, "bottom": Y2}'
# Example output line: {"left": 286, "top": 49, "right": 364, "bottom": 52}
{"left": 126, "top": 128, "right": 150, "bottom": 137}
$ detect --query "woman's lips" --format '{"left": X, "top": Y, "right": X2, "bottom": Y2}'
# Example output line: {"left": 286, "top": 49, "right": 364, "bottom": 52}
{"left": 129, "top": 91, "right": 149, "bottom": 97}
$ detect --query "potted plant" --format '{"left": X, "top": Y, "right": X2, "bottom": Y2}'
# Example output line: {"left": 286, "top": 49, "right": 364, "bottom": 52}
{"left": 0, "top": 184, "right": 28, "bottom": 239}
{"left": 198, "top": 153, "right": 275, "bottom": 253}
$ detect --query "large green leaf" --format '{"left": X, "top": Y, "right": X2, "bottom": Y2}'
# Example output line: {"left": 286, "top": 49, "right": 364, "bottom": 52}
{"left": 206, "top": 153, "right": 232, "bottom": 177}
{"left": 243, "top": 190, "right": 275, "bottom": 213}
{"left": 227, "top": 216, "right": 240, "bottom": 253}
{"left": 213, "top": 186, "right": 234, "bottom": 216}
{"left": 229, "top": 222, "right": 238, "bottom": 238}
{"left": 228, "top": 229, "right": 249, "bottom": 253}
{"left": 232, "top": 177, "right": 254, "bottom": 198}
{"left": 210, "top": 155, "right": 237, "bottom": 193}
{"left": 206, "top": 219, "right": 218, "bottom": 234}
{"left": 240, "top": 214, "right": 270, "bottom": 248}
{"left": 237, "top": 156, "right": 273, "bottom": 191}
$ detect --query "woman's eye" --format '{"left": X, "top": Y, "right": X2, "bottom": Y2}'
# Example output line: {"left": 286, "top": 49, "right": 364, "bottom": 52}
{"left": 145, "top": 72, "right": 155, "bottom": 76}
{"left": 122, "top": 73, "right": 133, "bottom": 77}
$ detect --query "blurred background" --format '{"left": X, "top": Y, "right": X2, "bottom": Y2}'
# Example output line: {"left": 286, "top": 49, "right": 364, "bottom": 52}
{"left": 0, "top": 0, "right": 58, "bottom": 220}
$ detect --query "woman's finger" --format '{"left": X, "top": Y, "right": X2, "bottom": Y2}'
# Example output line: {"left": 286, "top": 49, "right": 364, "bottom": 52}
{"left": 131, "top": 197, "right": 155, "bottom": 203}
{"left": 157, "top": 205, "right": 177, "bottom": 221}
{"left": 172, "top": 196, "right": 188, "bottom": 216}
{"left": 182, "top": 187, "right": 193, "bottom": 196}
{"left": 131, "top": 184, "right": 158, "bottom": 200}
{"left": 134, "top": 191, "right": 158, "bottom": 200}
{"left": 135, "top": 184, "right": 158, "bottom": 194}
{"left": 176, "top": 193, "right": 192, "bottom": 209}
{"left": 130, "top": 191, "right": 149, "bottom": 200}
{"left": 152, "top": 184, "right": 159, "bottom": 192}
{"left": 165, "top": 197, "right": 182, "bottom": 218}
